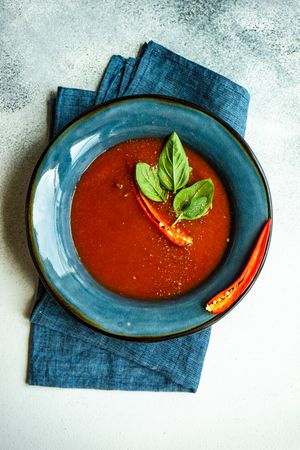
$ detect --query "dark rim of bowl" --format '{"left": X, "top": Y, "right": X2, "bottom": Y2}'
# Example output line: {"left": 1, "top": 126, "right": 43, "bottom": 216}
{"left": 26, "top": 94, "right": 273, "bottom": 342}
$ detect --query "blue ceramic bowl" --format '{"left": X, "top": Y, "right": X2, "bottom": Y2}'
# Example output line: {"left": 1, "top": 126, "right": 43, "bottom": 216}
{"left": 27, "top": 96, "right": 272, "bottom": 341}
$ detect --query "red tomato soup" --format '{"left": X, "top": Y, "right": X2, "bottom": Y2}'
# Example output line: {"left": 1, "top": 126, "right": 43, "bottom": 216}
{"left": 71, "top": 138, "right": 231, "bottom": 300}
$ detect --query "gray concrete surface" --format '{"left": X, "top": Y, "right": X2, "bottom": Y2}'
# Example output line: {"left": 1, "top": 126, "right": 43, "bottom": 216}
{"left": 1, "top": 1, "right": 300, "bottom": 450}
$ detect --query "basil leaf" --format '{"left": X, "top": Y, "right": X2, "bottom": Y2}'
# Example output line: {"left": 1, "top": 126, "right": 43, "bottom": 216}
{"left": 158, "top": 131, "right": 190, "bottom": 193}
{"left": 135, "top": 162, "right": 168, "bottom": 202}
{"left": 173, "top": 179, "right": 214, "bottom": 221}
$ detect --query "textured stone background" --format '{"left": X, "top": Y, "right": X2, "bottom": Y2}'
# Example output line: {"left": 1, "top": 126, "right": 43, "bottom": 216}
{"left": 1, "top": 1, "right": 299, "bottom": 449}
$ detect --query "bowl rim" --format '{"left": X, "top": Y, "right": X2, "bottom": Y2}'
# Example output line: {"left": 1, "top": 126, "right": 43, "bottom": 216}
{"left": 26, "top": 94, "right": 273, "bottom": 342}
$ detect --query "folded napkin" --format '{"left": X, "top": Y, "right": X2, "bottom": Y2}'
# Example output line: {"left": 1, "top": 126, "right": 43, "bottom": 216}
{"left": 28, "top": 41, "right": 249, "bottom": 392}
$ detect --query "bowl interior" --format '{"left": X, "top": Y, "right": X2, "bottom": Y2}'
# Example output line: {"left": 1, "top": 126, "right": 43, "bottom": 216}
{"left": 28, "top": 97, "right": 271, "bottom": 339}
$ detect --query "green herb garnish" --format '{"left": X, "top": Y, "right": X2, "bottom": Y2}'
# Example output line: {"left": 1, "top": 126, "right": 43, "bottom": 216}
{"left": 173, "top": 179, "right": 214, "bottom": 224}
{"left": 158, "top": 131, "right": 190, "bottom": 194}
{"left": 135, "top": 132, "right": 215, "bottom": 232}
{"left": 135, "top": 162, "right": 168, "bottom": 202}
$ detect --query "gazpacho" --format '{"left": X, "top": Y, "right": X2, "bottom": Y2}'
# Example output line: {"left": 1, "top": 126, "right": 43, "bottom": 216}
{"left": 71, "top": 133, "right": 231, "bottom": 300}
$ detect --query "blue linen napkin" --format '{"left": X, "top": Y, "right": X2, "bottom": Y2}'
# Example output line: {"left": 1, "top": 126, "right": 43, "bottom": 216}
{"left": 28, "top": 41, "right": 250, "bottom": 392}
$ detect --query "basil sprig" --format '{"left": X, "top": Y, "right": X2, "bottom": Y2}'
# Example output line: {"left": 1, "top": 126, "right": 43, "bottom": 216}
{"left": 135, "top": 132, "right": 215, "bottom": 225}
{"left": 158, "top": 132, "right": 190, "bottom": 194}
{"left": 135, "top": 162, "right": 168, "bottom": 202}
{"left": 173, "top": 179, "right": 214, "bottom": 224}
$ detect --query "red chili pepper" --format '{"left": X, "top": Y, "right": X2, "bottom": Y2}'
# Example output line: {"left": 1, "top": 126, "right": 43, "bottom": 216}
{"left": 134, "top": 185, "right": 193, "bottom": 247}
{"left": 206, "top": 218, "right": 271, "bottom": 314}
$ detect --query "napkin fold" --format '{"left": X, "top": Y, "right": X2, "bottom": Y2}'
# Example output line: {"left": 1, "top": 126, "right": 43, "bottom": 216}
{"left": 28, "top": 41, "right": 249, "bottom": 392}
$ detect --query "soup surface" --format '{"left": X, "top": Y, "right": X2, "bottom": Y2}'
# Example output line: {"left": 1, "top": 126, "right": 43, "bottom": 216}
{"left": 71, "top": 138, "right": 231, "bottom": 300}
